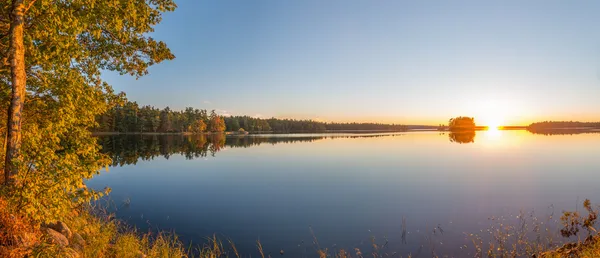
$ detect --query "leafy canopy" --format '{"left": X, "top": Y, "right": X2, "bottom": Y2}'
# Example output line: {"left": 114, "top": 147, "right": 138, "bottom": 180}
{"left": 0, "top": 0, "right": 175, "bottom": 222}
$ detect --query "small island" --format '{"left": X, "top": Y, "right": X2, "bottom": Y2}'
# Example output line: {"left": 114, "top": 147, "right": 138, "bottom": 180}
{"left": 448, "top": 116, "right": 476, "bottom": 131}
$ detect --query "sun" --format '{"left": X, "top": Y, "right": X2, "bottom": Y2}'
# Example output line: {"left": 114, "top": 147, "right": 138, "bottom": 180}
{"left": 482, "top": 117, "right": 503, "bottom": 130}
{"left": 471, "top": 99, "right": 512, "bottom": 130}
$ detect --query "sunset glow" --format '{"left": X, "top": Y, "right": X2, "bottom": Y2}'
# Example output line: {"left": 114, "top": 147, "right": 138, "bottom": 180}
{"left": 483, "top": 117, "right": 503, "bottom": 130}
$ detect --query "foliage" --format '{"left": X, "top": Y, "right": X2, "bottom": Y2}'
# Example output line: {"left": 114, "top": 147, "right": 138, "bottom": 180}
{"left": 208, "top": 110, "right": 226, "bottom": 132}
{"left": 560, "top": 199, "right": 598, "bottom": 239}
{"left": 448, "top": 116, "right": 476, "bottom": 131}
{"left": 97, "top": 103, "right": 225, "bottom": 133}
{"left": 527, "top": 121, "right": 600, "bottom": 135}
{"left": 27, "top": 204, "right": 188, "bottom": 258}
{"left": 466, "top": 209, "right": 563, "bottom": 258}
{"left": 543, "top": 235, "right": 600, "bottom": 258}
{"left": 0, "top": 197, "right": 41, "bottom": 257}
{"left": 0, "top": 0, "right": 175, "bottom": 222}
{"left": 96, "top": 103, "right": 411, "bottom": 133}
{"left": 543, "top": 200, "right": 600, "bottom": 257}
{"left": 529, "top": 121, "right": 600, "bottom": 130}
{"left": 189, "top": 119, "right": 207, "bottom": 134}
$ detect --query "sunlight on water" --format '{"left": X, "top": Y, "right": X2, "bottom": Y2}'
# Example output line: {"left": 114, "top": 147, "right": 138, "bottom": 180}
{"left": 478, "top": 129, "right": 525, "bottom": 149}
{"left": 88, "top": 131, "right": 600, "bottom": 256}
{"left": 485, "top": 127, "right": 502, "bottom": 137}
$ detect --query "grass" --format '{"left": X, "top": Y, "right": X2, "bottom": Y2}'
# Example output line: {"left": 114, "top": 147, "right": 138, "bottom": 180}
{"left": 64, "top": 205, "right": 187, "bottom": 258}
{"left": 465, "top": 210, "right": 561, "bottom": 257}
{"left": 3, "top": 195, "right": 600, "bottom": 257}
{"left": 0, "top": 196, "right": 187, "bottom": 258}
{"left": 542, "top": 235, "right": 600, "bottom": 258}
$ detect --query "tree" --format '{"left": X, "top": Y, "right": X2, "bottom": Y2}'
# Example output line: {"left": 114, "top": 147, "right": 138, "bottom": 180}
{"left": 448, "top": 116, "right": 476, "bottom": 131}
{"left": 3, "top": 0, "right": 26, "bottom": 185}
{"left": 0, "top": 0, "right": 176, "bottom": 221}
{"left": 225, "top": 117, "right": 240, "bottom": 131}
{"left": 208, "top": 110, "right": 226, "bottom": 132}
{"left": 159, "top": 107, "right": 173, "bottom": 132}
{"left": 188, "top": 119, "right": 207, "bottom": 134}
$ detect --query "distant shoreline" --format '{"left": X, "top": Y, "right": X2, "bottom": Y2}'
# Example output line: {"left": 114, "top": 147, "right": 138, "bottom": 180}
{"left": 92, "top": 127, "right": 523, "bottom": 136}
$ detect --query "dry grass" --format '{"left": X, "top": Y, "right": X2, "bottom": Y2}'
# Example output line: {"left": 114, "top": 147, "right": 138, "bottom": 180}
{"left": 542, "top": 235, "right": 600, "bottom": 258}
{"left": 465, "top": 209, "right": 562, "bottom": 258}
{"left": 62, "top": 205, "right": 188, "bottom": 258}
{"left": 0, "top": 197, "right": 41, "bottom": 258}
{"left": 0, "top": 195, "right": 187, "bottom": 258}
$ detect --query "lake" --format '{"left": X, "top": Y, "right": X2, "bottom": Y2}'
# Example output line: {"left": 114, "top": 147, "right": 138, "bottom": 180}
{"left": 87, "top": 130, "right": 600, "bottom": 257}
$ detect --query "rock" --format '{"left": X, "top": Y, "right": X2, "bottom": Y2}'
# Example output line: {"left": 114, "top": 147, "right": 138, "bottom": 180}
{"left": 46, "top": 221, "right": 73, "bottom": 239}
{"left": 71, "top": 232, "right": 85, "bottom": 245}
{"left": 43, "top": 227, "right": 69, "bottom": 247}
{"left": 70, "top": 233, "right": 85, "bottom": 252}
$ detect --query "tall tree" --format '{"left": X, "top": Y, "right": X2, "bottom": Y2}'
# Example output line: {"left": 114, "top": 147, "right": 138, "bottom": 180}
{"left": 208, "top": 110, "right": 226, "bottom": 132}
{"left": 0, "top": 0, "right": 175, "bottom": 221}
{"left": 3, "top": 0, "right": 26, "bottom": 184}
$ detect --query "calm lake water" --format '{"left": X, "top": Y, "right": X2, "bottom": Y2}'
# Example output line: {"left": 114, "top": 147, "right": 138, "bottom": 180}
{"left": 88, "top": 130, "right": 600, "bottom": 256}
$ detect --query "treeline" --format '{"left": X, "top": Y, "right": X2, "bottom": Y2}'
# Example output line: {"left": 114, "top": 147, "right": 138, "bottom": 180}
{"left": 95, "top": 102, "right": 410, "bottom": 133}
{"left": 95, "top": 102, "right": 225, "bottom": 133}
{"left": 527, "top": 129, "right": 600, "bottom": 136}
{"left": 528, "top": 121, "right": 600, "bottom": 130}
{"left": 223, "top": 116, "right": 409, "bottom": 133}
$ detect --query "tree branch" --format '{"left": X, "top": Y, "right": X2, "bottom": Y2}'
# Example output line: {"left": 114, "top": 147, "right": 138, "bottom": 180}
{"left": 24, "top": 0, "right": 38, "bottom": 14}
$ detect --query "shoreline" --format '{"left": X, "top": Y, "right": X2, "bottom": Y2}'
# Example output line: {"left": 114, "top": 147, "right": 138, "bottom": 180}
{"left": 92, "top": 128, "right": 497, "bottom": 136}
{"left": 91, "top": 126, "right": 600, "bottom": 136}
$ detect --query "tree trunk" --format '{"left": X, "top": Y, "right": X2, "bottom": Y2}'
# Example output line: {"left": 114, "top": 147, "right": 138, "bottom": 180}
{"left": 4, "top": 0, "right": 26, "bottom": 185}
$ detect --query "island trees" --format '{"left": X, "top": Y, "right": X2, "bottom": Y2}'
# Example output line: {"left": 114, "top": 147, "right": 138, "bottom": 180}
{"left": 447, "top": 117, "right": 477, "bottom": 144}
{"left": 0, "top": 0, "right": 175, "bottom": 222}
{"left": 448, "top": 117, "right": 476, "bottom": 131}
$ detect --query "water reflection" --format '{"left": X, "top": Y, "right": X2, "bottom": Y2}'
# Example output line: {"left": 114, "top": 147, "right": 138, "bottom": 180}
{"left": 88, "top": 131, "right": 600, "bottom": 257}
{"left": 527, "top": 128, "right": 600, "bottom": 136}
{"left": 97, "top": 133, "right": 403, "bottom": 166}
{"left": 98, "top": 130, "right": 600, "bottom": 165}
{"left": 448, "top": 131, "right": 476, "bottom": 144}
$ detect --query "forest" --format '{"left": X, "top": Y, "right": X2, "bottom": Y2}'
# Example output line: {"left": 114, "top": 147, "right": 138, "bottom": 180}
{"left": 95, "top": 102, "right": 411, "bottom": 133}
{"left": 528, "top": 121, "right": 600, "bottom": 130}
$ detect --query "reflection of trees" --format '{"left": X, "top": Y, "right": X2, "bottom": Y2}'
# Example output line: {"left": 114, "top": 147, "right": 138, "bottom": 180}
{"left": 97, "top": 134, "right": 404, "bottom": 166}
{"left": 448, "top": 131, "right": 475, "bottom": 144}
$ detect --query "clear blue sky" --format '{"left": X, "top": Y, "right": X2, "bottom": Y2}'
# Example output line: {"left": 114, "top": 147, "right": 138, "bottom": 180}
{"left": 103, "top": 0, "right": 600, "bottom": 125}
